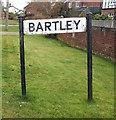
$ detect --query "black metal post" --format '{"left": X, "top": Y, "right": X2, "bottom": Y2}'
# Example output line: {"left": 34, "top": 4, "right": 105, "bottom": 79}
{"left": 18, "top": 16, "right": 26, "bottom": 96}
{"left": 87, "top": 13, "right": 92, "bottom": 101}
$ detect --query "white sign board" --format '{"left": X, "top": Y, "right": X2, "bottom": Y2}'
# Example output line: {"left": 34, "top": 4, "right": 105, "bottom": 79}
{"left": 24, "top": 17, "right": 86, "bottom": 35}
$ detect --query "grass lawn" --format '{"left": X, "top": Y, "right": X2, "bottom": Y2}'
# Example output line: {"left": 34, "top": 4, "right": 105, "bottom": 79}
{"left": 1, "top": 20, "right": 19, "bottom": 32}
{"left": 1, "top": 26, "right": 19, "bottom": 32}
{"left": 2, "top": 35, "right": 114, "bottom": 118}
{"left": 2, "top": 20, "right": 18, "bottom": 25}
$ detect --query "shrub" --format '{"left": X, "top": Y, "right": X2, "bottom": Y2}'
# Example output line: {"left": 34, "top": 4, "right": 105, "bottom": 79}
{"left": 93, "top": 14, "right": 112, "bottom": 20}
{"left": 93, "top": 14, "right": 101, "bottom": 20}
{"left": 101, "top": 14, "right": 108, "bottom": 20}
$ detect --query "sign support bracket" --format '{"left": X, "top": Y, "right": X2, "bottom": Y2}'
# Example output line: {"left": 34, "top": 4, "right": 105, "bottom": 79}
{"left": 18, "top": 15, "right": 93, "bottom": 100}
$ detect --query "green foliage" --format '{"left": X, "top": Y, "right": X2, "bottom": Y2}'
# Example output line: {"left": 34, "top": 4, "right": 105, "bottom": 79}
{"left": 93, "top": 14, "right": 112, "bottom": 20}
{"left": 50, "top": 2, "right": 65, "bottom": 18}
{"left": 50, "top": 3, "right": 79, "bottom": 18}
{"left": 62, "top": 8, "right": 80, "bottom": 18}
{"left": 68, "top": 8, "right": 79, "bottom": 17}
{"left": 101, "top": 14, "right": 108, "bottom": 20}
{"left": 93, "top": 14, "right": 101, "bottom": 20}
{"left": 2, "top": 35, "right": 114, "bottom": 118}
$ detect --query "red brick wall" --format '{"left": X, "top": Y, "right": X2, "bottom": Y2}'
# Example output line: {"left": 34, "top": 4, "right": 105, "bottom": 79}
{"left": 102, "top": 9, "right": 115, "bottom": 14}
{"left": 79, "top": 2, "right": 101, "bottom": 7}
{"left": 57, "top": 27, "right": 115, "bottom": 61}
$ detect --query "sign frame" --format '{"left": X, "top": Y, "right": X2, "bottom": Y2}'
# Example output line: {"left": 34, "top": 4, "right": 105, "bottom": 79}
{"left": 18, "top": 13, "right": 92, "bottom": 101}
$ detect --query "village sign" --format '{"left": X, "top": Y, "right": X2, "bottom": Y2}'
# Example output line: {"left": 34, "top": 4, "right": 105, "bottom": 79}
{"left": 18, "top": 12, "right": 93, "bottom": 101}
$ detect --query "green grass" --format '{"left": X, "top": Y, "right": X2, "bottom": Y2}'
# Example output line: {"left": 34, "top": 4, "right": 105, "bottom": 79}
{"left": 2, "top": 20, "right": 18, "bottom": 25}
{"left": 1, "top": 20, "right": 19, "bottom": 32}
{"left": 1, "top": 26, "right": 19, "bottom": 32}
{"left": 2, "top": 35, "right": 114, "bottom": 118}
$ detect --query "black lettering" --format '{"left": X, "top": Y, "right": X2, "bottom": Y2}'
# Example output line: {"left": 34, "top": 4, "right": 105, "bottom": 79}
{"left": 74, "top": 20, "right": 80, "bottom": 29}
{"left": 67, "top": 21, "right": 72, "bottom": 30}
{"left": 36, "top": 22, "right": 43, "bottom": 32}
{"left": 29, "top": 23, "right": 35, "bottom": 32}
{"left": 45, "top": 22, "right": 51, "bottom": 31}
{"left": 60, "top": 21, "right": 66, "bottom": 30}
{"left": 52, "top": 21, "right": 59, "bottom": 30}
